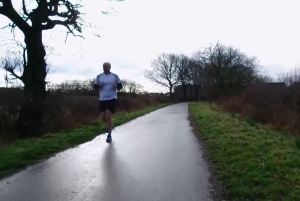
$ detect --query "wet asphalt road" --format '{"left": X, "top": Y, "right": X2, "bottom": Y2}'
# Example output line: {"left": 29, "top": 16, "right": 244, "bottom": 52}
{"left": 0, "top": 103, "right": 214, "bottom": 201}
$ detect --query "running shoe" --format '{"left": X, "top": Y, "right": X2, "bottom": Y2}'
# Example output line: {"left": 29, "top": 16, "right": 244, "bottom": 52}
{"left": 106, "top": 134, "right": 112, "bottom": 143}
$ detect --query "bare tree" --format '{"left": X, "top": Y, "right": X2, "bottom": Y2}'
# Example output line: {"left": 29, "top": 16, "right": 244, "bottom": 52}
{"left": 1, "top": 52, "right": 23, "bottom": 87}
{"left": 176, "top": 54, "right": 190, "bottom": 99}
{"left": 254, "top": 74, "right": 274, "bottom": 83}
{"left": 200, "top": 43, "right": 257, "bottom": 98}
{"left": 145, "top": 53, "right": 179, "bottom": 100}
{"left": 0, "top": 0, "right": 83, "bottom": 137}
{"left": 187, "top": 57, "right": 205, "bottom": 100}
{"left": 1, "top": 41, "right": 28, "bottom": 88}
{"left": 278, "top": 67, "right": 300, "bottom": 86}
{"left": 47, "top": 80, "right": 94, "bottom": 94}
{"left": 121, "top": 79, "right": 143, "bottom": 94}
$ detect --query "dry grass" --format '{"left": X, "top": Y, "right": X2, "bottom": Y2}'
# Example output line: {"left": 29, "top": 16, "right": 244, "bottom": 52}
{"left": 220, "top": 83, "right": 300, "bottom": 136}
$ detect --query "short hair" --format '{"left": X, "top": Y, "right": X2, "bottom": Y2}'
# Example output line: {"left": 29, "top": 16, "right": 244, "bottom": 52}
{"left": 103, "top": 62, "right": 111, "bottom": 68}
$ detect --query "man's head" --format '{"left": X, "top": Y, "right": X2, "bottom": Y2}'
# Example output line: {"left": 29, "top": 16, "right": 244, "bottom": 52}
{"left": 103, "top": 62, "right": 111, "bottom": 74}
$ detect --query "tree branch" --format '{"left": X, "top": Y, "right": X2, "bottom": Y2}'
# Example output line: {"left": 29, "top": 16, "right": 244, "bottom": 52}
{"left": 41, "top": 19, "right": 80, "bottom": 34}
{"left": 22, "top": 0, "right": 29, "bottom": 16}
{"left": 145, "top": 70, "right": 168, "bottom": 88}
{"left": 6, "top": 67, "right": 22, "bottom": 80}
{"left": 2, "top": 60, "right": 22, "bottom": 81}
{"left": 40, "top": 0, "right": 83, "bottom": 36}
{"left": 0, "top": 0, "right": 30, "bottom": 33}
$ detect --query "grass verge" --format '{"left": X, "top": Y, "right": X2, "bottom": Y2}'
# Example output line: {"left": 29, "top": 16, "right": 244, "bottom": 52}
{"left": 189, "top": 102, "right": 300, "bottom": 201}
{"left": 0, "top": 103, "right": 168, "bottom": 179}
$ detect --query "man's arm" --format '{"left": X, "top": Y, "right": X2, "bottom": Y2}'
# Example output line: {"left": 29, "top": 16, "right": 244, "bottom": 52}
{"left": 93, "top": 75, "right": 101, "bottom": 90}
{"left": 93, "top": 83, "right": 100, "bottom": 90}
{"left": 115, "top": 74, "right": 123, "bottom": 90}
{"left": 117, "top": 82, "right": 123, "bottom": 90}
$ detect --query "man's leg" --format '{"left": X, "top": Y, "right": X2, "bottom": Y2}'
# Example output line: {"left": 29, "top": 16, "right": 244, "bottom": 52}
{"left": 106, "top": 109, "right": 113, "bottom": 143}
{"left": 99, "top": 101, "right": 106, "bottom": 123}
{"left": 101, "top": 112, "right": 107, "bottom": 123}
{"left": 105, "top": 99, "right": 116, "bottom": 143}
{"left": 106, "top": 109, "right": 112, "bottom": 133}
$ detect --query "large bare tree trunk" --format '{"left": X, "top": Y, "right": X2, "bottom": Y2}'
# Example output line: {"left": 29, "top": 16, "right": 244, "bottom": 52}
{"left": 169, "top": 85, "right": 174, "bottom": 101}
{"left": 16, "top": 30, "right": 47, "bottom": 138}
{"left": 0, "top": 0, "right": 83, "bottom": 138}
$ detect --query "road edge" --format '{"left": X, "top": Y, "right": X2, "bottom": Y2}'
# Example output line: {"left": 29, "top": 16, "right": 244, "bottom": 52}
{"left": 188, "top": 111, "right": 227, "bottom": 201}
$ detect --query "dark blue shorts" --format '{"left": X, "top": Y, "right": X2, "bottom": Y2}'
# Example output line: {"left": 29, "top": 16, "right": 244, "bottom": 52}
{"left": 99, "top": 99, "right": 116, "bottom": 113}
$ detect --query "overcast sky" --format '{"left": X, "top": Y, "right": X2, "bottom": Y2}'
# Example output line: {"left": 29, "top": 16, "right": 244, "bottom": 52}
{"left": 1, "top": 0, "right": 300, "bottom": 92}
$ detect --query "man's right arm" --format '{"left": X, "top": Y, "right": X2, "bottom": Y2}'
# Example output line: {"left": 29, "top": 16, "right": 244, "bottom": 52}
{"left": 115, "top": 74, "right": 123, "bottom": 90}
{"left": 93, "top": 84, "right": 100, "bottom": 90}
{"left": 93, "top": 75, "right": 100, "bottom": 90}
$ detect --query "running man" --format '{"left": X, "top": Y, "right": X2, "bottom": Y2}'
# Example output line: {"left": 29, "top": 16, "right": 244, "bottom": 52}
{"left": 94, "top": 62, "right": 122, "bottom": 143}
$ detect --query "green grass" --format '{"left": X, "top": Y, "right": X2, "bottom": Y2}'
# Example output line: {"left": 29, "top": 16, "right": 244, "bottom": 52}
{"left": 189, "top": 102, "right": 300, "bottom": 201}
{"left": 0, "top": 103, "right": 168, "bottom": 179}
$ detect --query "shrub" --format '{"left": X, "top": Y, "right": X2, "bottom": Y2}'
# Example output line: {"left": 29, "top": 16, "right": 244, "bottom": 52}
{"left": 221, "top": 82, "right": 300, "bottom": 135}
{"left": 0, "top": 88, "right": 168, "bottom": 144}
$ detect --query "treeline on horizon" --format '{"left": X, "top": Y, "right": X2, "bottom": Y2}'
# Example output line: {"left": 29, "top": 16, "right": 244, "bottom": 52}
{"left": 146, "top": 42, "right": 299, "bottom": 100}
{"left": 145, "top": 42, "right": 300, "bottom": 136}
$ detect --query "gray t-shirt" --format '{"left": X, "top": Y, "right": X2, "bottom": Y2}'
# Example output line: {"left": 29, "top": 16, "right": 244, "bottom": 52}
{"left": 94, "top": 72, "right": 121, "bottom": 101}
